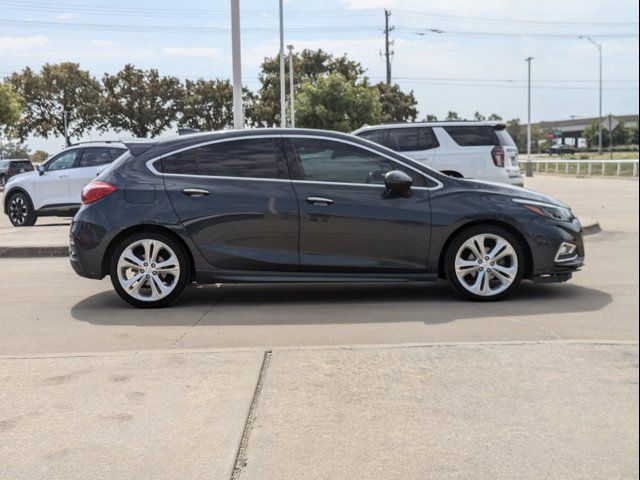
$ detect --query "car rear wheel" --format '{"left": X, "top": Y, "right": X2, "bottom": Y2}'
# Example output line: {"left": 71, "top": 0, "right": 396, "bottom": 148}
{"left": 109, "top": 232, "right": 189, "bottom": 308}
{"left": 7, "top": 192, "right": 37, "bottom": 227}
{"left": 445, "top": 226, "right": 524, "bottom": 301}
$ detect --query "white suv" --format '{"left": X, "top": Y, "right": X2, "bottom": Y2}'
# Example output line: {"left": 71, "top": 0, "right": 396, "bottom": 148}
{"left": 3, "top": 142, "right": 127, "bottom": 226}
{"left": 352, "top": 122, "right": 523, "bottom": 186}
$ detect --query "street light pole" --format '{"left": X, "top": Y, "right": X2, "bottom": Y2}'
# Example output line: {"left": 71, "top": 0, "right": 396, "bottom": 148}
{"left": 525, "top": 57, "right": 533, "bottom": 177}
{"left": 230, "top": 0, "right": 244, "bottom": 129}
{"left": 287, "top": 45, "right": 295, "bottom": 128}
{"left": 278, "top": 0, "right": 286, "bottom": 128}
{"left": 581, "top": 36, "right": 602, "bottom": 154}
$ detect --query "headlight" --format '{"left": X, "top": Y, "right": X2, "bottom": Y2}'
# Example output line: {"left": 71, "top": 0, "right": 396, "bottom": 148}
{"left": 513, "top": 199, "right": 573, "bottom": 222}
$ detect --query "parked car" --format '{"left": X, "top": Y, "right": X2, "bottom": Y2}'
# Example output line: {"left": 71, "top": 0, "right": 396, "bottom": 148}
{"left": 0, "top": 159, "right": 34, "bottom": 187}
{"left": 69, "top": 129, "right": 584, "bottom": 308}
{"left": 2, "top": 142, "right": 127, "bottom": 226}
{"left": 352, "top": 122, "right": 523, "bottom": 186}
{"left": 548, "top": 144, "right": 576, "bottom": 155}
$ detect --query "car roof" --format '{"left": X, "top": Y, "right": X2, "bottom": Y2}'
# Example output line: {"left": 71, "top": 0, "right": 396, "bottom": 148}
{"left": 352, "top": 121, "right": 506, "bottom": 134}
{"left": 67, "top": 141, "right": 126, "bottom": 149}
{"left": 121, "top": 128, "right": 374, "bottom": 158}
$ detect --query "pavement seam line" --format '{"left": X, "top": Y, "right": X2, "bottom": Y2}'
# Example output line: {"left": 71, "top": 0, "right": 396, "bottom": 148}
{"left": 230, "top": 349, "right": 272, "bottom": 480}
{"left": 171, "top": 302, "right": 218, "bottom": 348}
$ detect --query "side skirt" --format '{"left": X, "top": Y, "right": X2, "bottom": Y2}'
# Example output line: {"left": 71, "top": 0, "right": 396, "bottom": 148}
{"left": 195, "top": 270, "right": 438, "bottom": 284}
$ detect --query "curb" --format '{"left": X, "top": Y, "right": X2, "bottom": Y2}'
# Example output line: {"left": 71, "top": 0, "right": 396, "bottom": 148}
{"left": 0, "top": 245, "right": 69, "bottom": 258}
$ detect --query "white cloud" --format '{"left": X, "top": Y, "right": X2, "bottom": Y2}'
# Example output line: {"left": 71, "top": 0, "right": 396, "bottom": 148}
{"left": 55, "top": 13, "right": 76, "bottom": 20}
{"left": 86, "top": 40, "right": 121, "bottom": 47}
{"left": 162, "top": 47, "right": 223, "bottom": 59}
{"left": 0, "top": 35, "right": 50, "bottom": 52}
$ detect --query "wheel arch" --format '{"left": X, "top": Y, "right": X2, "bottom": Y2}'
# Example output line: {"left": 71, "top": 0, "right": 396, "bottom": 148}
{"left": 3, "top": 187, "right": 33, "bottom": 214}
{"left": 101, "top": 224, "right": 196, "bottom": 280}
{"left": 437, "top": 219, "right": 534, "bottom": 279}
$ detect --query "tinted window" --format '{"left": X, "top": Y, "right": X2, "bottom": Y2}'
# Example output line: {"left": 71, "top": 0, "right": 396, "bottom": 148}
{"left": 162, "top": 138, "right": 279, "bottom": 179}
{"left": 387, "top": 127, "right": 439, "bottom": 151}
{"left": 45, "top": 150, "right": 78, "bottom": 171}
{"left": 495, "top": 128, "right": 516, "bottom": 147}
{"left": 11, "top": 161, "right": 33, "bottom": 170}
{"left": 443, "top": 126, "right": 499, "bottom": 146}
{"left": 78, "top": 147, "right": 113, "bottom": 167}
{"left": 291, "top": 138, "right": 424, "bottom": 186}
{"left": 108, "top": 147, "right": 127, "bottom": 160}
{"left": 357, "top": 129, "right": 385, "bottom": 144}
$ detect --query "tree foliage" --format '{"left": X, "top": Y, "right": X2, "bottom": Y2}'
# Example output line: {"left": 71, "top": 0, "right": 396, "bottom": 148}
{"left": 181, "top": 79, "right": 233, "bottom": 131}
{"left": 29, "top": 150, "right": 50, "bottom": 163}
{"left": 0, "top": 82, "right": 22, "bottom": 134}
{"left": 295, "top": 72, "right": 381, "bottom": 132}
{"left": 0, "top": 139, "right": 30, "bottom": 159}
{"left": 375, "top": 83, "right": 418, "bottom": 123}
{"left": 101, "top": 65, "right": 183, "bottom": 137}
{"left": 9, "top": 63, "right": 101, "bottom": 145}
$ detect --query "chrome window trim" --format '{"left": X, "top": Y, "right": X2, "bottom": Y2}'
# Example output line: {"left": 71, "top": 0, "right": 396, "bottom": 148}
{"left": 144, "top": 133, "right": 444, "bottom": 190}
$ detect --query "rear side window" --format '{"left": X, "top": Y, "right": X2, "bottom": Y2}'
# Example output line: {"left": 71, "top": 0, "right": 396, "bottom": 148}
{"left": 108, "top": 147, "right": 127, "bottom": 160}
{"left": 443, "top": 126, "right": 499, "bottom": 147}
{"left": 495, "top": 128, "right": 516, "bottom": 147}
{"left": 11, "top": 161, "right": 33, "bottom": 170}
{"left": 162, "top": 138, "right": 280, "bottom": 179}
{"left": 386, "top": 127, "right": 439, "bottom": 151}
{"left": 78, "top": 147, "right": 114, "bottom": 167}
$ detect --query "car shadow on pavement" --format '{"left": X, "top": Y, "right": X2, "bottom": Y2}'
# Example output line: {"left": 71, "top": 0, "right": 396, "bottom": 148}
{"left": 71, "top": 280, "right": 612, "bottom": 326}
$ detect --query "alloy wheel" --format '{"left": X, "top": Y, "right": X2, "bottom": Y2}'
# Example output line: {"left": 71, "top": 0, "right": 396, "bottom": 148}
{"left": 116, "top": 239, "right": 181, "bottom": 302}
{"left": 9, "top": 196, "right": 28, "bottom": 226}
{"left": 454, "top": 233, "right": 518, "bottom": 297}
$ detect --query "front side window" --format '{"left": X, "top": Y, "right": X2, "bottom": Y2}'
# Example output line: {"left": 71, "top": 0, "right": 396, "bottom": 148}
{"left": 443, "top": 126, "right": 499, "bottom": 147}
{"left": 290, "top": 138, "right": 424, "bottom": 186}
{"left": 45, "top": 150, "right": 78, "bottom": 171}
{"left": 162, "top": 138, "right": 280, "bottom": 179}
{"left": 78, "top": 148, "right": 114, "bottom": 168}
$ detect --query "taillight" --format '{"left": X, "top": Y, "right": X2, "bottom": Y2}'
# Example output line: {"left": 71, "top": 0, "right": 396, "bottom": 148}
{"left": 81, "top": 180, "right": 116, "bottom": 205}
{"left": 491, "top": 146, "right": 505, "bottom": 167}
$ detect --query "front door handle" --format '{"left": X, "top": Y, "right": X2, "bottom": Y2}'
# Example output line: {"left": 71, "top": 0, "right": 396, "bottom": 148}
{"left": 182, "top": 188, "right": 211, "bottom": 197}
{"left": 305, "top": 196, "right": 334, "bottom": 206}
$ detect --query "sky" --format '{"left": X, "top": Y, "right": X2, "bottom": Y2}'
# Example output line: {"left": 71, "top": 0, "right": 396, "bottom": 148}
{"left": 0, "top": 0, "right": 638, "bottom": 153}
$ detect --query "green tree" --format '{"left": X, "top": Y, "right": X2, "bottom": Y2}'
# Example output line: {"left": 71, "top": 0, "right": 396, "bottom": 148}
{"left": 611, "top": 124, "right": 629, "bottom": 146}
{"left": 295, "top": 72, "right": 381, "bottom": 132}
{"left": 445, "top": 111, "right": 461, "bottom": 121}
{"left": 0, "top": 82, "right": 21, "bottom": 135}
{"left": 181, "top": 79, "right": 233, "bottom": 131}
{"left": 473, "top": 111, "right": 486, "bottom": 121}
{"left": 101, "top": 65, "right": 183, "bottom": 138}
{"left": 252, "top": 49, "right": 366, "bottom": 127}
{"left": 630, "top": 122, "right": 639, "bottom": 145}
{"left": 506, "top": 118, "right": 524, "bottom": 150}
{"left": 423, "top": 114, "right": 438, "bottom": 121}
{"left": 487, "top": 113, "right": 503, "bottom": 121}
{"left": 9, "top": 63, "right": 102, "bottom": 145}
{"left": 29, "top": 150, "right": 50, "bottom": 164}
{"left": 375, "top": 83, "right": 418, "bottom": 123}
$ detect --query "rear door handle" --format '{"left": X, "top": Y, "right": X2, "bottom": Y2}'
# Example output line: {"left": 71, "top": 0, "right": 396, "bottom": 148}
{"left": 305, "top": 196, "right": 334, "bottom": 206}
{"left": 182, "top": 188, "right": 211, "bottom": 197}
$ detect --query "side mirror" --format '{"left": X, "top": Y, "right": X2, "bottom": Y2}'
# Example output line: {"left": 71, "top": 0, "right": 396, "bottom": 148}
{"left": 37, "top": 165, "right": 45, "bottom": 175}
{"left": 384, "top": 170, "right": 412, "bottom": 194}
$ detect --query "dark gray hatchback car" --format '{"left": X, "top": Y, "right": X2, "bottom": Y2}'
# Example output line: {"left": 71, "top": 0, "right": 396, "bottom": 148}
{"left": 70, "top": 128, "right": 584, "bottom": 308}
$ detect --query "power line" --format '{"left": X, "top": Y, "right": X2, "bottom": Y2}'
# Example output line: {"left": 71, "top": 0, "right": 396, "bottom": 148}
{"left": 410, "top": 28, "right": 638, "bottom": 38}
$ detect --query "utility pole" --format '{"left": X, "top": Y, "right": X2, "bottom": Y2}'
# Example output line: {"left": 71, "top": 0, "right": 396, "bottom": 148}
{"left": 279, "top": 0, "right": 286, "bottom": 128}
{"left": 525, "top": 57, "right": 533, "bottom": 177}
{"left": 230, "top": 0, "right": 244, "bottom": 129}
{"left": 383, "top": 9, "right": 394, "bottom": 85}
{"left": 287, "top": 45, "right": 295, "bottom": 128}
{"left": 581, "top": 36, "right": 602, "bottom": 154}
{"left": 608, "top": 114, "right": 613, "bottom": 159}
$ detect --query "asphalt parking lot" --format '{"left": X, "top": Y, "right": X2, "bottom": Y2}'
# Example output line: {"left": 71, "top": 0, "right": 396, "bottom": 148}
{"left": 1, "top": 175, "right": 638, "bottom": 479}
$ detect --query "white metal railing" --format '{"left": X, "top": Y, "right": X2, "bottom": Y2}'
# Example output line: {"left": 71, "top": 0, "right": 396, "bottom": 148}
{"left": 522, "top": 158, "right": 639, "bottom": 177}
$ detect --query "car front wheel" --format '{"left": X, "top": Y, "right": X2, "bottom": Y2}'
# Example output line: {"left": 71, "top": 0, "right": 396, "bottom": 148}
{"left": 109, "top": 232, "right": 189, "bottom": 308}
{"left": 7, "top": 192, "right": 37, "bottom": 227}
{"left": 445, "top": 226, "right": 524, "bottom": 301}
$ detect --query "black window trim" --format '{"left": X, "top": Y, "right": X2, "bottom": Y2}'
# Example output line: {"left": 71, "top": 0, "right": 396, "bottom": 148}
{"left": 76, "top": 146, "right": 123, "bottom": 169}
{"left": 146, "top": 134, "right": 443, "bottom": 191}
{"left": 42, "top": 148, "right": 82, "bottom": 172}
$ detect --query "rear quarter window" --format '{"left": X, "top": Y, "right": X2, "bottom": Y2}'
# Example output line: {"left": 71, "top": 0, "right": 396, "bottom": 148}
{"left": 443, "top": 126, "right": 499, "bottom": 147}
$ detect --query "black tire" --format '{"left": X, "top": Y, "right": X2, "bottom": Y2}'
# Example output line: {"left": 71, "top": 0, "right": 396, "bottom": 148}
{"left": 7, "top": 191, "right": 37, "bottom": 227}
{"left": 444, "top": 225, "right": 525, "bottom": 301}
{"left": 109, "top": 231, "right": 189, "bottom": 308}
